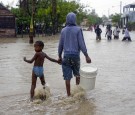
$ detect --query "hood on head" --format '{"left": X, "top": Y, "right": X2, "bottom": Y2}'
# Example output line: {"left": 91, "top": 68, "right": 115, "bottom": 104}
{"left": 66, "top": 12, "right": 76, "bottom": 26}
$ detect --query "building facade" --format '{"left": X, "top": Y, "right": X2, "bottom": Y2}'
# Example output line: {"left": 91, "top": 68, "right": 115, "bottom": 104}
{"left": 0, "top": 4, "right": 16, "bottom": 37}
{"left": 121, "top": 3, "right": 135, "bottom": 27}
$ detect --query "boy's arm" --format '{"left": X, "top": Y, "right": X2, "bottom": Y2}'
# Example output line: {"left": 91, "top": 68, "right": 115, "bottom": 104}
{"left": 23, "top": 53, "right": 37, "bottom": 63}
{"left": 44, "top": 53, "right": 58, "bottom": 63}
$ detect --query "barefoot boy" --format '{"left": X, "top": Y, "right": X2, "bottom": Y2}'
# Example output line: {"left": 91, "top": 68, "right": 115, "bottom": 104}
{"left": 24, "top": 40, "right": 58, "bottom": 101}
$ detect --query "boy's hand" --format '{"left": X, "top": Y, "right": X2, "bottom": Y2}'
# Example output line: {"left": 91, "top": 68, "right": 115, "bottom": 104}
{"left": 85, "top": 56, "right": 91, "bottom": 63}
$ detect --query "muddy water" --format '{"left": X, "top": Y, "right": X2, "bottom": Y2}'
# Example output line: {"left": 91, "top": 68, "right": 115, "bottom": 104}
{"left": 0, "top": 28, "right": 135, "bottom": 115}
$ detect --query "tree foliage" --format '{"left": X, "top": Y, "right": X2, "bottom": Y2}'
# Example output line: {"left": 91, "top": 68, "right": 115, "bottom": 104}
{"left": 10, "top": 0, "right": 102, "bottom": 34}
{"left": 111, "top": 13, "right": 121, "bottom": 24}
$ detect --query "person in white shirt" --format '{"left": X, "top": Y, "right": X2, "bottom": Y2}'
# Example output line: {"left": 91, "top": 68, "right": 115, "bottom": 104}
{"left": 113, "top": 26, "right": 120, "bottom": 39}
{"left": 122, "top": 27, "right": 132, "bottom": 41}
{"left": 105, "top": 27, "right": 112, "bottom": 40}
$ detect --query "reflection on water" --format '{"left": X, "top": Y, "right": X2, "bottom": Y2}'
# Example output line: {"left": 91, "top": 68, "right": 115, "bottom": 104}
{"left": 0, "top": 29, "right": 135, "bottom": 114}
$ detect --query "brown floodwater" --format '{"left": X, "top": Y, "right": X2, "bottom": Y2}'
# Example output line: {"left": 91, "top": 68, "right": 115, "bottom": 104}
{"left": 0, "top": 27, "right": 135, "bottom": 115}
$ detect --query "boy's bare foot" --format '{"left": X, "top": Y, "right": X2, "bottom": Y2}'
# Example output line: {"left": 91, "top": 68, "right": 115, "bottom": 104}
{"left": 76, "top": 77, "right": 80, "bottom": 85}
{"left": 40, "top": 95, "right": 46, "bottom": 101}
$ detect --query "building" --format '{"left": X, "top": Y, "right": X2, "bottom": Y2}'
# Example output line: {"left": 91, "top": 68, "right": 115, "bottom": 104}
{"left": 0, "top": 3, "right": 16, "bottom": 37}
{"left": 121, "top": 3, "right": 135, "bottom": 27}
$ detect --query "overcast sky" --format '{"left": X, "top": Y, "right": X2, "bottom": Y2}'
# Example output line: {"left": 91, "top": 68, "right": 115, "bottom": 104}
{"left": 80, "top": 0, "right": 135, "bottom": 17}
{"left": 0, "top": 0, "right": 135, "bottom": 17}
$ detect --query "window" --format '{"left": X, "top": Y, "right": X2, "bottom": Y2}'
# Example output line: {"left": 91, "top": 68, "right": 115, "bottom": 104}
{"left": 0, "top": 16, "right": 15, "bottom": 29}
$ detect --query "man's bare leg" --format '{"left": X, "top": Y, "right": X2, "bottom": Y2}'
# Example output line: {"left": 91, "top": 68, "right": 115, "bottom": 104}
{"left": 76, "top": 76, "right": 80, "bottom": 85}
{"left": 65, "top": 80, "right": 71, "bottom": 96}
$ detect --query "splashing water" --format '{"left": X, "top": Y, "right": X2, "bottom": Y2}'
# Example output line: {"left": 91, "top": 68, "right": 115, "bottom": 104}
{"left": 32, "top": 84, "right": 51, "bottom": 104}
{"left": 71, "top": 85, "right": 86, "bottom": 99}
{"left": 50, "top": 85, "right": 86, "bottom": 108}
{"left": 34, "top": 86, "right": 51, "bottom": 99}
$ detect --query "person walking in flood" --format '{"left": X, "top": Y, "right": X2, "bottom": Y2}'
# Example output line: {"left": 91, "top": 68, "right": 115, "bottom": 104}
{"left": 58, "top": 12, "right": 91, "bottom": 97}
{"left": 122, "top": 27, "right": 132, "bottom": 41}
{"left": 113, "top": 26, "right": 120, "bottom": 39}
{"left": 24, "top": 41, "right": 59, "bottom": 101}
{"left": 95, "top": 25, "right": 102, "bottom": 40}
{"left": 105, "top": 26, "right": 112, "bottom": 40}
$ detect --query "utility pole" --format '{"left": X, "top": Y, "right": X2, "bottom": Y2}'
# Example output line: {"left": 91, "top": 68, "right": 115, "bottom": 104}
{"left": 108, "top": 8, "right": 110, "bottom": 18}
{"left": 52, "top": 0, "right": 57, "bottom": 35}
{"left": 29, "top": 0, "right": 35, "bottom": 44}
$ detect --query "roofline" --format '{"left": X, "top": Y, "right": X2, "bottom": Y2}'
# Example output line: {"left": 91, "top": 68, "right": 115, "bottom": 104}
{"left": 0, "top": 15, "right": 15, "bottom": 17}
{"left": 0, "top": 3, "right": 15, "bottom": 16}
{"left": 123, "top": 3, "right": 135, "bottom": 8}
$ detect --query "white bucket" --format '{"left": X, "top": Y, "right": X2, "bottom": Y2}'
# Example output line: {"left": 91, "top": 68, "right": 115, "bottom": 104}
{"left": 80, "top": 66, "right": 98, "bottom": 90}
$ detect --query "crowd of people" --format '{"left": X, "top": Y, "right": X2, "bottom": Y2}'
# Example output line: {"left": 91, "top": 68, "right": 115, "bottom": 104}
{"left": 94, "top": 24, "right": 132, "bottom": 42}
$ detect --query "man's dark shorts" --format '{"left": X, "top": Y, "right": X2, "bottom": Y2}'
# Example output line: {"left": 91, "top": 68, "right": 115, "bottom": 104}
{"left": 62, "top": 54, "right": 80, "bottom": 80}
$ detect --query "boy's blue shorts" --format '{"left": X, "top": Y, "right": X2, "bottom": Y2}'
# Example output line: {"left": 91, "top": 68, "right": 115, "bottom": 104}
{"left": 33, "top": 66, "right": 44, "bottom": 77}
{"left": 62, "top": 55, "right": 80, "bottom": 80}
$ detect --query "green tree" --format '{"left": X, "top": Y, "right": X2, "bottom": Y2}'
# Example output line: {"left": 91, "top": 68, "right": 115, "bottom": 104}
{"left": 87, "top": 13, "right": 102, "bottom": 26}
{"left": 111, "top": 13, "right": 121, "bottom": 25}
{"left": 10, "top": 0, "right": 101, "bottom": 35}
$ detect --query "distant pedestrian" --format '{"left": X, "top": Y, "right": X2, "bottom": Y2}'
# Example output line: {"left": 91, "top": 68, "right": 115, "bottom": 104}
{"left": 94, "top": 24, "right": 97, "bottom": 30}
{"left": 113, "top": 26, "right": 120, "bottom": 39}
{"left": 122, "top": 28, "right": 132, "bottom": 41}
{"left": 105, "top": 27, "right": 112, "bottom": 40}
{"left": 58, "top": 12, "right": 91, "bottom": 97}
{"left": 95, "top": 25, "right": 102, "bottom": 40}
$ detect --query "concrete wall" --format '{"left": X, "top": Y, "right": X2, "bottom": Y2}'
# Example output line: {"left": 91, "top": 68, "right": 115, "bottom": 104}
{"left": 0, "top": 29, "right": 16, "bottom": 37}
{"left": 129, "top": 12, "right": 135, "bottom": 22}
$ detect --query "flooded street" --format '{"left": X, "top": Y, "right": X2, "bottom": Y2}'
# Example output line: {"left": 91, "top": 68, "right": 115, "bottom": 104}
{"left": 0, "top": 27, "right": 135, "bottom": 115}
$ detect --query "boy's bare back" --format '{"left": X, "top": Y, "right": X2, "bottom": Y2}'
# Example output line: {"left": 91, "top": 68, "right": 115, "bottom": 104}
{"left": 33, "top": 52, "right": 46, "bottom": 66}
{"left": 24, "top": 51, "right": 58, "bottom": 67}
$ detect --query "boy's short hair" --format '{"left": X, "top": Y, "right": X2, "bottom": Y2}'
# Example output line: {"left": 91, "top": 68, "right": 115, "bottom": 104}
{"left": 35, "top": 41, "right": 44, "bottom": 48}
